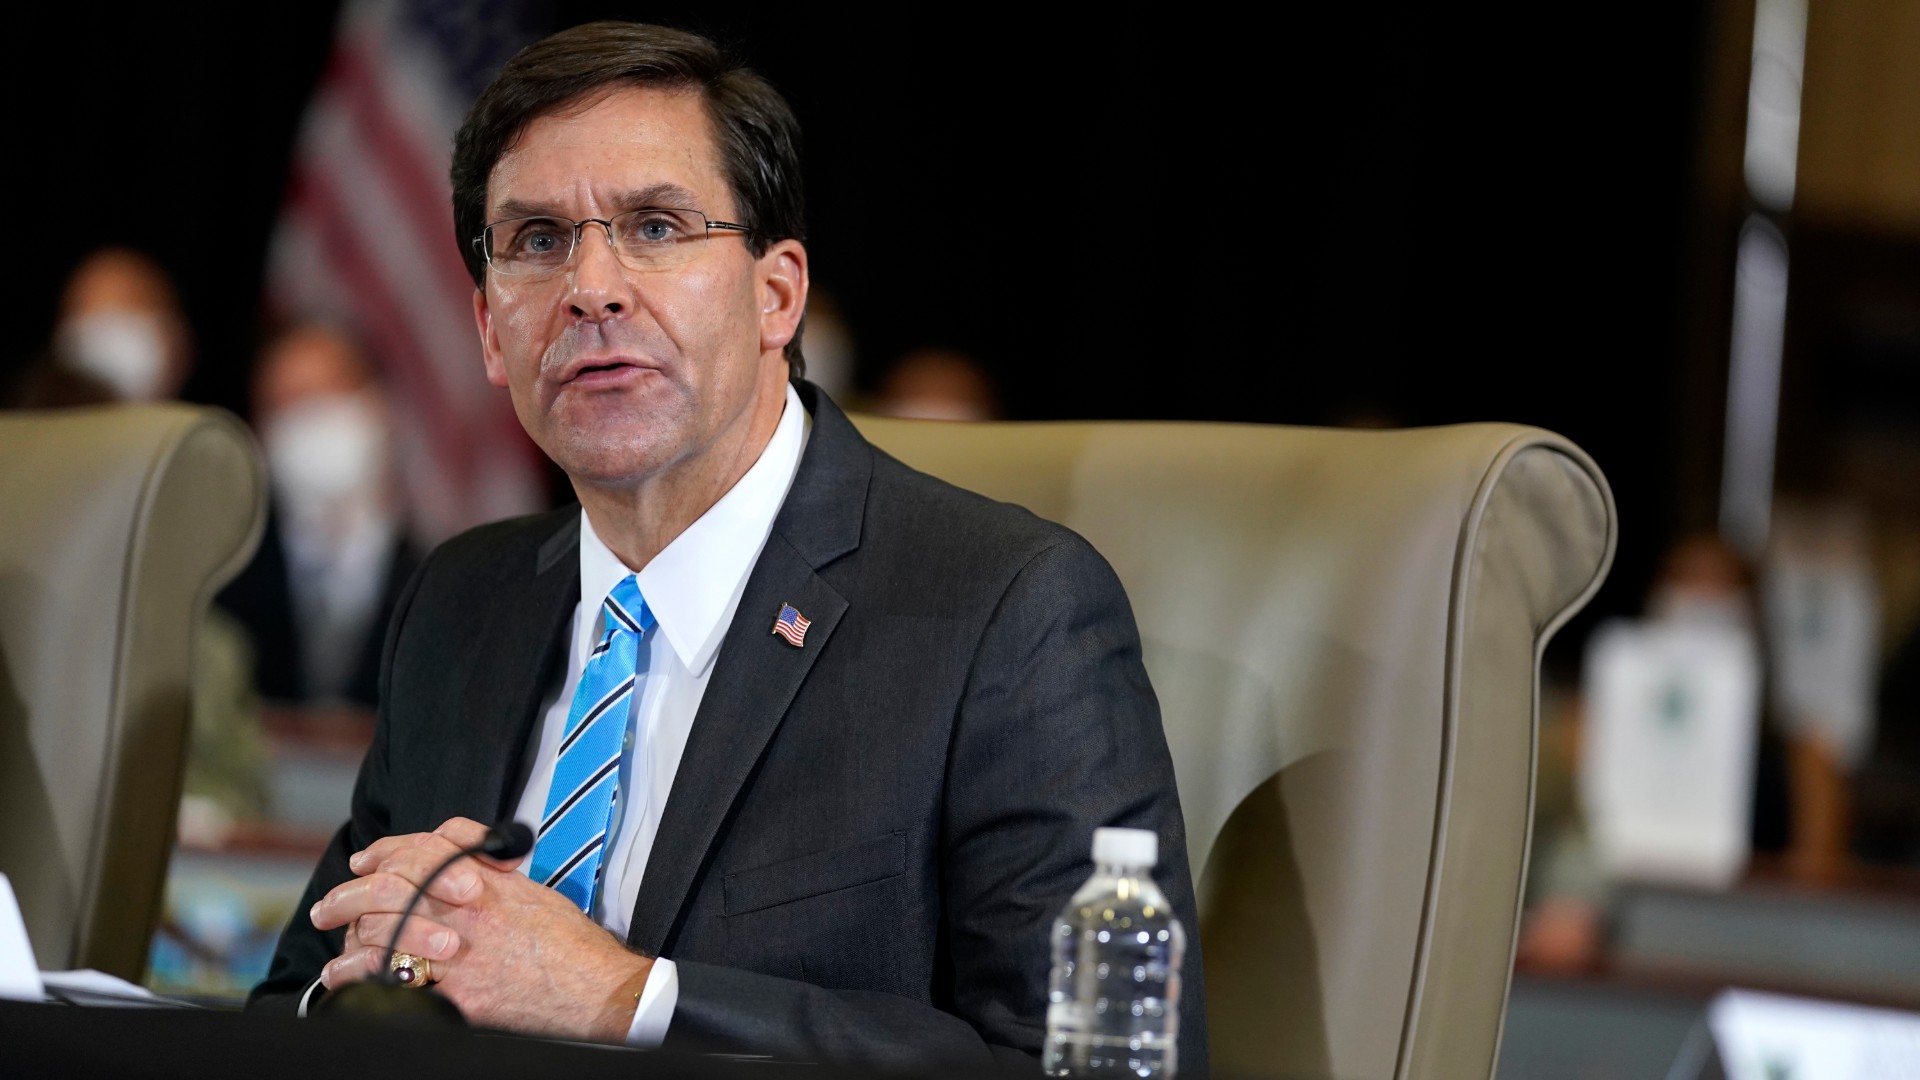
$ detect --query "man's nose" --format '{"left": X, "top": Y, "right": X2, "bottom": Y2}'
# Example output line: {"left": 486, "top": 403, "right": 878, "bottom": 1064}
{"left": 564, "top": 221, "right": 634, "bottom": 321}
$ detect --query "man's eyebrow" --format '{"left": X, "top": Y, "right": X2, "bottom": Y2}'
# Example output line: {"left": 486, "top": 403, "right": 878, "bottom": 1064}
{"left": 492, "top": 197, "right": 564, "bottom": 221}
{"left": 490, "top": 184, "right": 709, "bottom": 223}
{"left": 609, "top": 185, "right": 704, "bottom": 212}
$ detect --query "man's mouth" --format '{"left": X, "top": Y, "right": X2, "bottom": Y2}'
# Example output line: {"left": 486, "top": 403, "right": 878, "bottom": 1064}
{"left": 562, "top": 355, "right": 656, "bottom": 386}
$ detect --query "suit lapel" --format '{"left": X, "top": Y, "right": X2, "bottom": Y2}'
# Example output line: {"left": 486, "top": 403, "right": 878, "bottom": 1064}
{"left": 626, "top": 384, "right": 871, "bottom": 954}
{"left": 625, "top": 537, "right": 847, "bottom": 952}
{"left": 441, "top": 513, "right": 580, "bottom": 825}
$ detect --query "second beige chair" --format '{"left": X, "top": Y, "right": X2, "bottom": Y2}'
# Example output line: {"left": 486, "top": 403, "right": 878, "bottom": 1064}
{"left": 851, "top": 416, "right": 1615, "bottom": 1080}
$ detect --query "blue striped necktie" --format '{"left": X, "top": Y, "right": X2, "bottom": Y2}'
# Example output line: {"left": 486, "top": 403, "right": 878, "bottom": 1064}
{"left": 530, "top": 574, "right": 654, "bottom": 911}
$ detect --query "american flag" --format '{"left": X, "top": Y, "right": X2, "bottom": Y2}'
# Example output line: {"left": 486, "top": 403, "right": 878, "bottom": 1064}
{"left": 771, "top": 603, "right": 811, "bottom": 648}
{"left": 267, "top": 0, "right": 546, "bottom": 545}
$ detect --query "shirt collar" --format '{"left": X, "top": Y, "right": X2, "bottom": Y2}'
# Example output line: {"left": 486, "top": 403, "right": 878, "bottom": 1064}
{"left": 577, "top": 381, "right": 811, "bottom": 676}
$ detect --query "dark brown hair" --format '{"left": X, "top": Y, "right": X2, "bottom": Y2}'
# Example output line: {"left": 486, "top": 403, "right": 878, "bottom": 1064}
{"left": 451, "top": 21, "right": 808, "bottom": 378}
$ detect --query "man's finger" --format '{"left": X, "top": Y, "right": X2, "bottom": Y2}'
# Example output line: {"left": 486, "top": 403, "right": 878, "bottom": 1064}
{"left": 432, "top": 817, "right": 492, "bottom": 850}
{"left": 351, "top": 912, "right": 462, "bottom": 962}
{"left": 319, "top": 945, "right": 389, "bottom": 990}
{"left": 320, "top": 944, "right": 450, "bottom": 991}
{"left": 311, "top": 870, "right": 449, "bottom": 930}
{"left": 365, "top": 834, "right": 484, "bottom": 900}
{"left": 430, "top": 817, "right": 526, "bottom": 871}
{"left": 348, "top": 818, "right": 522, "bottom": 877}
{"left": 348, "top": 831, "right": 439, "bottom": 876}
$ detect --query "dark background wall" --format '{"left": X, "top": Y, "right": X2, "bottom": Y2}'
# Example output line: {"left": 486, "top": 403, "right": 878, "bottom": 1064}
{"left": 6, "top": 3, "right": 1711, "bottom": 651}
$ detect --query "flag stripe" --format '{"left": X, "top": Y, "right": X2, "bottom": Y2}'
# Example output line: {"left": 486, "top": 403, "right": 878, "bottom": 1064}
{"left": 331, "top": 41, "right": 479, "bottom": 307}
{"left": 296, "top": 102, "right": 484, "bottom": 425}
{"left": 288, "top": 169, "right": 462, "bottom": 441}
{"left": 290, "top": 171, "right": 475, "bottom": 501}
{"left": 267, "top": 0, "right": 544, "bottom": 544}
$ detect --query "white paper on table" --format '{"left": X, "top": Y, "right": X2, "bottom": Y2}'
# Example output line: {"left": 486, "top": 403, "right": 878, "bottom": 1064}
{"left": 1711, "top": 988, "right": 1920, "bottom": 1080}
{"left": 40, "top": 969, "right": 161, "bottom": 1002}
{"left": 0, "top": 873, "right": 47, "bottom": 1002}
{"left": 1580, "top": 618, "right": 1762, "bottom": 888}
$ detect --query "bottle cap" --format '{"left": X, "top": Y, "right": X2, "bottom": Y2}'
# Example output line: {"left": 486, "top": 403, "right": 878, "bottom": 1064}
{"left": 1092, "top": 827, "right": 1158, "bottom": 868}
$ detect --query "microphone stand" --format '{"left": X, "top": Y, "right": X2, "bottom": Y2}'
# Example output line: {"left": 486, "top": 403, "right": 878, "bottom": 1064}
{"left": 312, "top": 822, "right": 534, "bottom": 1028}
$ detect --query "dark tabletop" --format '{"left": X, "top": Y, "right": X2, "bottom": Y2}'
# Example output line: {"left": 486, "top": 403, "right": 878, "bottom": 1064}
{"left": 0, "top": 999, "right": 1042, "bottom": 1080}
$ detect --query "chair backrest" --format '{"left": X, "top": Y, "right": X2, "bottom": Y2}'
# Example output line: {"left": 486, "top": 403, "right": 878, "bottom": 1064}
{"left": 850, "top": 416, "right": 1615, "bottom": 1080}
{"left": 0, "top": 404, "right": 264, "bottom": 979}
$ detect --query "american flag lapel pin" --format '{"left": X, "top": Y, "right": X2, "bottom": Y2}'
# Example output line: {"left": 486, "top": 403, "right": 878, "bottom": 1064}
{"left": 771, "top": 602, "right": 811, "bottom": 647}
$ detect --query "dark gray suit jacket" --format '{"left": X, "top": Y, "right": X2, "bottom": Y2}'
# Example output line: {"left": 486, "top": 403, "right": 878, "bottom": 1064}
{"left": 250, "top": 384, "right": 1208, "bottom": 1072}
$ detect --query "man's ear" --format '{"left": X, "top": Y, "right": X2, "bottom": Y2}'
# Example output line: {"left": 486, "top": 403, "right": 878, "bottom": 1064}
{"left": 473, "top": 286, "right": 510, "bottom": 388}
{"left": 757, "top": 240, "right": 808, "bottom": 355}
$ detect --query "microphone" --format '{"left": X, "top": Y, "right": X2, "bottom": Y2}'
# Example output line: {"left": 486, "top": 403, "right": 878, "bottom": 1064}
{"left": 313, "top": 820, "right": 534, "bottom": 1026}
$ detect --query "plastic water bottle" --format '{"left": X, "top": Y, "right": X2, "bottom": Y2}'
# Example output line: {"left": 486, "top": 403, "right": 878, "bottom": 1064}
{"left": 1042, "top": 827, "right": 1185, "bottom": 1077}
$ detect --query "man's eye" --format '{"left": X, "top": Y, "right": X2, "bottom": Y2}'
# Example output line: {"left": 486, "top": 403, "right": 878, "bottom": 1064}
{"left": 622, "top": 213, "right": 683, "bottom": 245}
{"left": 496, "top": 220, "right": 570, "bottom": 261}
{"left": 516, "top": 225, "right": 567, "bottom": 255}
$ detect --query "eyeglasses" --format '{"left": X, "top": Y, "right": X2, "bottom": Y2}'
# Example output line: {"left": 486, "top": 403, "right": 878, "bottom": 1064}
{"left": 474, "top": 207, "right": 753, "bottom": 277}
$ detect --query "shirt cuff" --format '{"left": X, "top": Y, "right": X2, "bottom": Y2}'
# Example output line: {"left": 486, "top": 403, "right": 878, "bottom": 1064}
{"left": 296, "top": 976, "right": 325, "bottom": 1017}
{"left": 623, "top": 957, "right": 678, "bottom": 1047}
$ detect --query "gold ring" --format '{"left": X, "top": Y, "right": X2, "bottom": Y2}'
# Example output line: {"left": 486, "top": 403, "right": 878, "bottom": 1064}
{"left": 388, "top": 951, "right": 434, "bottom": 988}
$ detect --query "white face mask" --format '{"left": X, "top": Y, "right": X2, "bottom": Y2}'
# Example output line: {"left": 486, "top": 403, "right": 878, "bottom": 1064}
{"left": 263, "top": 394, "right": 388, "bottom": 515}
{"left": 56, "top": 310, "right": 171, "bottom": 401}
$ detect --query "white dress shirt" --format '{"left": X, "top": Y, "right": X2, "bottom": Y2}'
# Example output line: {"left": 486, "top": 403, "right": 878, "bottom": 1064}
{"left": 300, "top": 383, "right": 808, "bottom": 1042}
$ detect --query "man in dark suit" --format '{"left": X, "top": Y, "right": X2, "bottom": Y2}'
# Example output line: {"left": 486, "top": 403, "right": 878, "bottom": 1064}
{"left": 220, "top": 322, "right": 419, "bottom": 713}
{"left": 251, "top": 22, "right": 1205, "bottom": 1072}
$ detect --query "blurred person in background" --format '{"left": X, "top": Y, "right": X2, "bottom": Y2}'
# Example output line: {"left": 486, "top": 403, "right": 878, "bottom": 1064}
{"left": 1520, "top": 533, "right": 1796, "bottom": 971}
{"left": 218, "top": 321, "right": 421, "bottom": 721}
{"left": 1763, "top": 500, "right": 1882, "bottom": 884}
{"left": 7, "top": 247, "right": 195, "bottom": 408}
{"left": 1640, "top": 534, "right": 1799, "bottom": 861}
{"left": 870, "top": 346, "right": 1000, "bottom": 421}
{"left": 796, "top": 287, "right": 855, "bottom": 402}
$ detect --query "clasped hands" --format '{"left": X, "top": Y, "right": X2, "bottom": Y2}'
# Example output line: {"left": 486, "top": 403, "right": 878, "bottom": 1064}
{"left": 309, "top": 816, "right": 652, "bottom": 1043}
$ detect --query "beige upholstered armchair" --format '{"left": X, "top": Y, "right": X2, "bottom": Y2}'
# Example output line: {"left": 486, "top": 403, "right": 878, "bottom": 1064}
{"left": 851, "top": 417, "right": 1615, "bottom": 1080}
{"left": 0, "top": 404, "right": 264, "bottom": 980}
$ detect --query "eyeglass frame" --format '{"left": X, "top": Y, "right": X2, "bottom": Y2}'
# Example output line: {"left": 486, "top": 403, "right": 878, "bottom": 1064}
{"left": 471, "top": 207, "right": 755, "bottom": 277}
